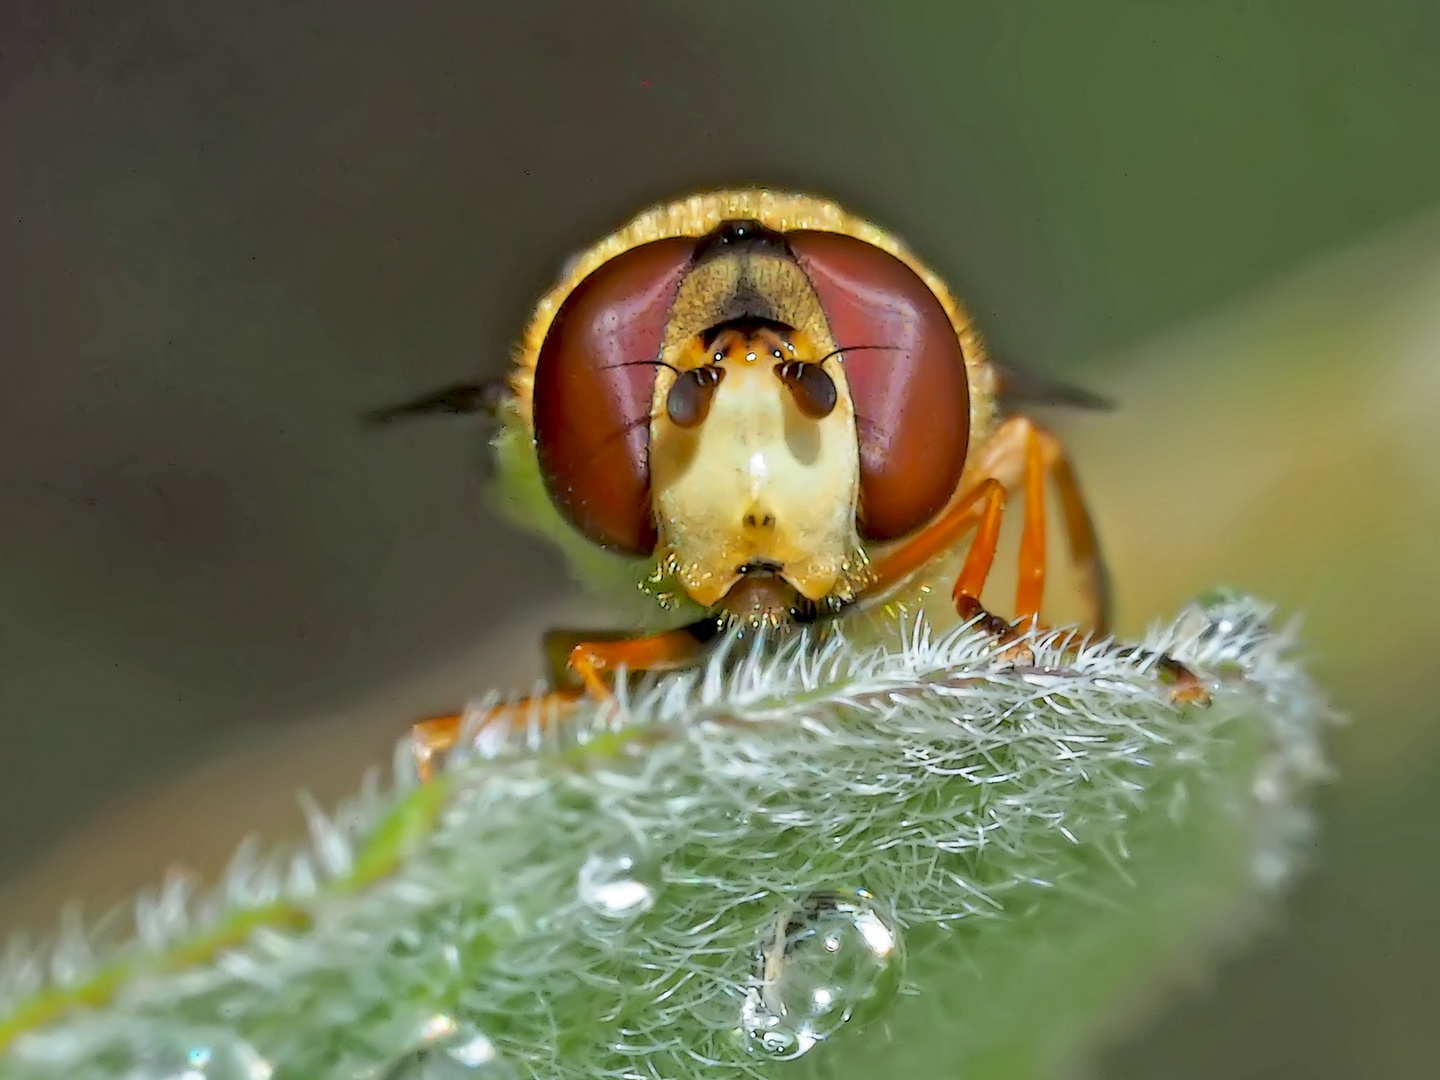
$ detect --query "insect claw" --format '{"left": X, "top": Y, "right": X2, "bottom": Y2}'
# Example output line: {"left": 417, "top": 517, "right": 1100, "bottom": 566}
{"left": 996, "top": 624, "right": 1038, "bottom": 666}
{"left": 1116, "top": 647, "right": 1214, "bottom": 708}
{"left": 1156, "top": 655, "right": 1213, "bottom": 707}
{"left": 955, "top": 596, "right": 1036, "bottom": 664}
{"left": 408, "top": 713, "right": 464, "bottom": 784}
{"left": 998, "top": 640, "right": 1037, "bottom": 666}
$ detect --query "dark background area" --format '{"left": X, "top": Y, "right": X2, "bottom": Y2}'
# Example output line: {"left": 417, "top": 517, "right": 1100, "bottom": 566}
{"left": 3, "top": 2, "right": 1439, "bottom": 1076}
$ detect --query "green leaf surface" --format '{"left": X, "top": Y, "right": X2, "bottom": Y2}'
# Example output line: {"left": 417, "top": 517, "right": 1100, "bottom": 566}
{"left": 0, "top": 596, "right": 1332, "bottom": 1080}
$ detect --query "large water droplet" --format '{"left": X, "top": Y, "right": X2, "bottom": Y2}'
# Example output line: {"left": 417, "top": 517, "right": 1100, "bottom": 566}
{"left": 379, "top": 1015, "right": 514, "bottom": 1080}
{"left": 740, "top": 889, "right": 904, "bottom": 1059}
{"left": 577, "top": 847, "right": 659, "bottom": 920}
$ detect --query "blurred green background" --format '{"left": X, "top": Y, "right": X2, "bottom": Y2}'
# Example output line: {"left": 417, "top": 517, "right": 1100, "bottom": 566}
{"left": 2, "top": 1, "right": 1438, "bottom": 1075}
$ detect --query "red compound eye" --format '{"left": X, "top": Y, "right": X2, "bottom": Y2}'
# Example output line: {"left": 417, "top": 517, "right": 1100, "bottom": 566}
{"left": 532, "top": 238, "right": 694, "bottom": 554}
{"left": 788, "top": 231, "right": 970, "bottom": 542}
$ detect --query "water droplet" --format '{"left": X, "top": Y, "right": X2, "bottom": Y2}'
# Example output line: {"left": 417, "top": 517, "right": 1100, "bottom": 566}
{"left": 379, "top": 1015, "right": 514, "bottom": 1080}
{"left": 577, "top": 847, "right": 658, "bottom": 919}
{"left": 741, "top": 889, "right": 904, "bottom": 1058}
{"left": 127, "top": 1036, "right": 274, "bottom": 1080}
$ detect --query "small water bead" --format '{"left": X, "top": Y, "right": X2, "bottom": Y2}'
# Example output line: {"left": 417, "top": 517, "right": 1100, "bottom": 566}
{"left": 741, "top": 889, "right": 905, "bottom": 1059}
{"left": 379, "top": 1015, "right": 515, "bottom": 1080}
{"left": 127, "top": 1037, "right": 274, "bottom": 1080}
{"left": 577, "top": 848, "right": 659, "bottom": 920}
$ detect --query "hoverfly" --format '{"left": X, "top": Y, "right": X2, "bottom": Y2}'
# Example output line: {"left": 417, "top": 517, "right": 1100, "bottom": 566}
{"left": 371, "top": 189, "right": 1156, "bottom": 780}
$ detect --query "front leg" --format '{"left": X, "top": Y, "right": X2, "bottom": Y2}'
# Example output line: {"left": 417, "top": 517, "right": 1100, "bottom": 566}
{"left": 543, "top": 624, "right": 715, "bottom": 698}
{"left": 858, "top": 416, "right": 1204, "bottom": 704}
{"left": 862, "top": 415, "right": 1110, "bottom": 634}
{"left": 409, "top": 623, "right": 712, "bottom": 781}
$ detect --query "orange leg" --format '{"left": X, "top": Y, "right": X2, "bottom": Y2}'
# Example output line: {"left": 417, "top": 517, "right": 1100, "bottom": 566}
{"left": 948, "top": 480, "right": 1008, "bottom": 614}
{"left": 862, "top": 415, "right": 1204, "bottom": 703}
{"left": 865, "top": 480, "right": 997, "bottom": 593}
{"left": 1037, "top": 428, "right": 1111, "bottom": 633}
{"left": 407, "top": 624, "right": 708, "bottom": 781}
{"left": 1014, "top": 425, "right": 1047, "bottom": 624}
{"left": 564, "top": 627, "right": 707, "bottom": 699}
{"left": 410, "top": 697, "right": 578, "bottom": 782}
{"left": 863, "top": 415, "right": 1110, "bottom": 634}
{"left": 961, "top": 416, "right": 1110, "bottom": 632}
{"left": 943, "top": 479, "right": 1036, "bottom": 656}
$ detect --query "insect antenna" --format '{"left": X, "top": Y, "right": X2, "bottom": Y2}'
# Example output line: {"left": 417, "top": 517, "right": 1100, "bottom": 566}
{"left": 600, "top": 359, "right": 683, "bottom": 374}
{"left": 815, "top": 343, "right": 902, "bottom": 364}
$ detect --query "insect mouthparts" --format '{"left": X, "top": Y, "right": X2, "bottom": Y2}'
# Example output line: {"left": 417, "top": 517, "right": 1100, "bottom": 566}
{"left": 716, "top": 566, "right": 800, "bottom": 627}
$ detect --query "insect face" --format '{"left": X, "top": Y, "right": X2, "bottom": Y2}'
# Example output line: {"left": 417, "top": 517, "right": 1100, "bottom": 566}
{"left": 650, "top": 318, "right": 862, "bottom": 621}
{"left": 524, "top": 197, "right": 981, "bottom": 627}
{"left": 648, "top": 234, "right": 864, "bottom": 621}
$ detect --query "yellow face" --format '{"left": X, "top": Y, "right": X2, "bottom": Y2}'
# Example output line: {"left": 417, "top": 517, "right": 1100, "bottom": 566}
{"left": 647, "top": 246, "right": 871, "bottom": 623}
{"left": 650, "top": 324, "right": 867, "bottom": 613}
